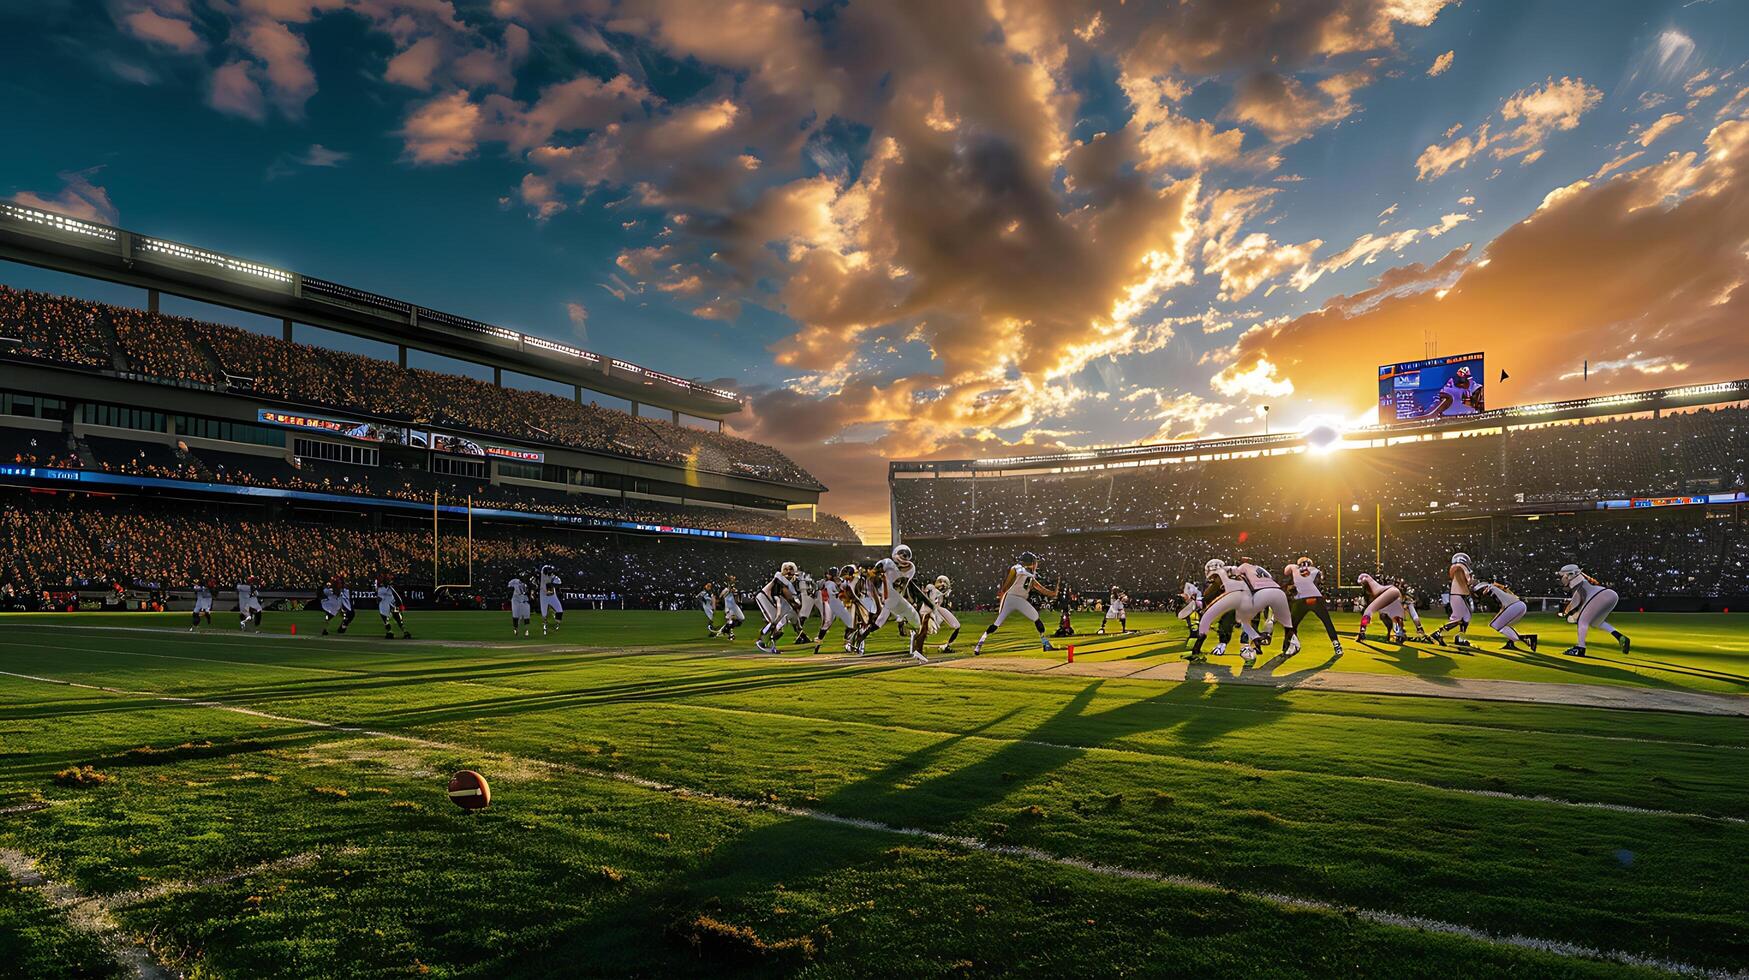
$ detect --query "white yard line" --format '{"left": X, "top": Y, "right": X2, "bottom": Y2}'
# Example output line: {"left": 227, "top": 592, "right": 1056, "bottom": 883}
{"left": 2, "top": 667, "right": 1743, "bottom": 978}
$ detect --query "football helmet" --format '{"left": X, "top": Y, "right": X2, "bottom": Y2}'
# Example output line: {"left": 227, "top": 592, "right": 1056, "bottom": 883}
{"left": 1018, "top": 551, "right": 1040, "bottom": 567}
{"left": 1204, "top": 558, "right": 1226, "bottom": 576}
{"left": 780, "top": 561, "right": 798, "bottom": 576}
{"left": 1452, "top": 553, "right": 1471, "bottom": 567}
{"left": 936, "top": 575, "right": 952, "bottom": 592}
{"left": 1558, "top": 563, "right": 1584, "bottom": 590}
{"left": 892, "top": 544, "right": 913, "bottom": 564}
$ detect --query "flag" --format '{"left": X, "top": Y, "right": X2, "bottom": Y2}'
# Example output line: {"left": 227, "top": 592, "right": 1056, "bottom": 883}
{"left": 1499, "top": 369, "right": 1509, "bottom": 383}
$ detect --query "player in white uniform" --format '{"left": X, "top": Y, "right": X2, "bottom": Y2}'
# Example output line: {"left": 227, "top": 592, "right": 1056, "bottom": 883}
{"left": 1177, "top": 579, "right": 1203, "bottom": 631}
{"left": 818, "top": 567, "right": 851, "bottom": 645}
{"left": 1096, "top": 586, "right": 1128, "bottom": 635}
{"left": 1474, "top": 581, "right": 1536, "bottom": 651}
{"left": 719, "top": 576, "right": 745, "bottom": 640}
{"left": 754, "top": 562, "right": 802, "bottom": 653}
{"left": 1283, "top": 558, "right": 1342, "bottom": 657}
{"left": 972, "top": 552, "right": 1059, "bottom": 655}
{"left": 509, "top": 574, "right": 533, "bottom": 637}
{"left": 1428, "top": 553, "right": 1476, "bottom": 648}
{"left": 1187, "top": 560, "right": 1259, "bottom": 663}
{"left": 858, "top": 545, "right": 926, "bottom": 662}
{"left": 1421, "top": 365, "right": 1483, "bottom": 418}
{"left": 319, "top": 576, "right": 355, "bottom": 636}
{"left": 1355, "top": 572, "right": 1406, "bottom": 643}
{"left": 189, "top": 578, "right": 215, "bottom": 632}
{"left": 374, "top": 575, "right": 411, "bottom": 639}
{"left": 696, "top": 581, "right": 718, "bottom": 635}
{"left": 1392, "top": 577, "right": 1437, "bottom": 643}
{"left": 537, "top": 564, "right": 565, "bottom": 635}
{"left": 1558, "top": 564, "right": 1630, "bottom": 658}
{"left": 793, "top": 569, "right": 818, "bottom": 643}
{"left": 1236, "top": 558, "right": 1291, "bottom": 662}
{"left": 237, "top": 576, "right": 264, "bottom": 632}
{"left": 852, "top": 565, "right": 881, "bottom": 653}
{"left": 920, "top": 575, "right": 962, "bottom": 654}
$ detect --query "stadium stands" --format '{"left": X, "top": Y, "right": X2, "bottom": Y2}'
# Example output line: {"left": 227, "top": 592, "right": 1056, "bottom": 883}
{"left": 0, "top": 285, "right": 820, "bottom": 488}
{"left": 894, "top": 407, "right": 1748, "bottom": 538}
{"left": 0, "top": 493, "right": 850, "bottom": 609}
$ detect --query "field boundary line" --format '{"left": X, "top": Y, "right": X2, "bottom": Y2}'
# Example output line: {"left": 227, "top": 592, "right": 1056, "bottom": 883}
{"left": 3, "top": 667, "right": 1743, "bottom": 978}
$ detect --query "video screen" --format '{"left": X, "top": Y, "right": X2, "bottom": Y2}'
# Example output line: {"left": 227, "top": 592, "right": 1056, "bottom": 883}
{"left": 1377, "top": 352, "right": 1485, "bottom": 425}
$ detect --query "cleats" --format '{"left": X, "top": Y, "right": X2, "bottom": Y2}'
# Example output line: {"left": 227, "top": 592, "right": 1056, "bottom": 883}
{"left": 1240, "top": 646, "right": 1258, "bottom": 665}
{"left": 1355, "top": 630, "right": 1367, "bottom": 642}
{"left": 1525, "top": 634, "right": 1537, "bottom": 652}
{"left": 939, "top": 644, "right": 954, "bottom": 655}
{"left": 1617, "top": 634, "right": 1631, "bottom": 656}
{"left": 1041, "top": 639, "right": 1056, "bottom": 651}
{"left": 1331, "top": 640, "right": 1344, "bottom": 658}
{"left": 1562, "top": 645, "right": 1586, "bottom": 658}
{"left": 755, "top": 640, "right": 775, "bottom": 654}
{"left": 1211, "top": 642, "right": 1227, "bottom": 658}
{"left": 971, "top": 645, "right": 984, "bottom": 657}
{"left": 1412, "top": 631, "right": 1435, "bottom": 644}
{"left": 1428, "top": 629, "right": 1446, "bottom": 647}
{"left": 911, "top": 650, "right": 930, "bottom": 664}
{"left": 1502, "top": 641, "right": 1519, "bottom": 651}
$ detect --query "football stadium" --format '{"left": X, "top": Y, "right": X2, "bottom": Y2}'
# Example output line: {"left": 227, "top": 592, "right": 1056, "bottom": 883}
{"left": 5, "top": 2, "right": 1749, "bottom": 978}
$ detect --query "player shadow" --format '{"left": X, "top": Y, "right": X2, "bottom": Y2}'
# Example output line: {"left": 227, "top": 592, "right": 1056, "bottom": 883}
{"left": 1475, "top": 646, "right": 1690, "bottom": 691}
{"left": 1358, "top": 639, "right": 1461, "bottom": 683}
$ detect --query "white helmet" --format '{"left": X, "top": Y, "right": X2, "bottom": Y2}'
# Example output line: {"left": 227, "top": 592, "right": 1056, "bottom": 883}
{"left": 780, "top": 561, "right": 798, "bottom": 577}
{"left": 1452, "top": 553, "right": 1471, "bottom": 567}
{"left": 1296, "top": 556, "right": 1313, "bottom": 570}
{"left": 935, "top": 575, "right": 952, "bottom": 591}
{"left": 1204, "top": 558, "right": 1225, "bottom": 576}
{"left": 1357, "top": 572, "right": 1375, "bottom": 586}
{"left": 892, "top": 544, "right": 913, "bottom": 564}
{"left": 1558, "top": 563, "right": 1584, "bottom": 589}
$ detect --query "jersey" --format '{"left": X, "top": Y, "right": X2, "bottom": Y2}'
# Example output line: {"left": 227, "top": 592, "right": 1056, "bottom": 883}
{"left": 1002, "top": 564, "right": 1037, "bottom": 601}
{"left": 509, "top": 578, "right": 529, "bottom": 603}
{"left": 237, "top": 583, "right": 258, "bottom": 607}
{"left": 1237, "top": 563, "right": 1280, "bottom": 592}
{"left": 1448, "top": 563, "right": 1474, "bottom": 597}
{"left": 194, "top": 584, "right": 212, "bottom": 603}
{"left": 1357, "top": 574, "right": 1392, "bottom": 599}
{"left": 539, "top": 569, "right": 562, "bottom": 598}
{"left": 1216, "top": 565, "right": 1251, "bottom": 596}
{"left": 1289, "top": 565, "right": 1322, "bottom": 599}
{"left": 694, "top": 587, "right": 713, "bottom": 606}
{"left": 763, "top": 572, "right": 795, "bottom": 601}
{"left": 719, "top": 584, "right": 741, "bottom": 609}
{"left": 1181, "top": 581, "right": 1202, "bottom": 604}
{"left": 376, "top": 583, "right": 398, "bottom": 606}
{"left": 878, "top": 558, "right": 913, "bottom": 598}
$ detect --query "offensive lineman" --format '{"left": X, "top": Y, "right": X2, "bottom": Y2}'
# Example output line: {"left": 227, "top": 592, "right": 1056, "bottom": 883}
{"left": 1283, "top": 557, "right": 1342, "bottom": 657}
{"left": 376, "top": 574, "right": 412, "bottom": 639}
{"left": 972, "top": 552, "right": 1060, "bottom": 655}
{"left": 1558, "top": 564, "right": 1630, "bottom": 658}
{"left": 1187, "top": 559, "right": 1260, "bottom": 663}
{"left": 538, "top": 564, "right": 565, "bottom": 635}
{"left": 1236, "top": 557, "right": 1292, "bottom": 660}
{"left": 1475, "top": 580, "right": 1536, "bottom": 651}
{"left": 1096, "top": 586, "right": 1128, "bottom": 635}
{"left": 510, "top": 573, "right": 533, "bottom": 637}
{"left": 1428, "top": 553, "right": 1476, "bottom": 648}
{"left": 1355, "top": 572, "right": 1407, "bottom": 643}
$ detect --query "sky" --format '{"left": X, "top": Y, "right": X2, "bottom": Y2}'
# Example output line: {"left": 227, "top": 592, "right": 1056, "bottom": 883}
{"left": 4, "top": 0, "right": 1749, "bottom": 542}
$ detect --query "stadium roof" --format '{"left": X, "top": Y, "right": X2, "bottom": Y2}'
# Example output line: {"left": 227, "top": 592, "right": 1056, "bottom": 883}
{"left": 0, "top": 202, "right": 742, "bottom": 419}
{"left": 892, "top": 378, "right": 1749, "bottom": 475}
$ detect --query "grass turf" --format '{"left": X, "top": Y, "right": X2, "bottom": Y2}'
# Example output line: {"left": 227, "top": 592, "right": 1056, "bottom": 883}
{"left": 0, "top": 610, "right": 1744, "bottom": 977}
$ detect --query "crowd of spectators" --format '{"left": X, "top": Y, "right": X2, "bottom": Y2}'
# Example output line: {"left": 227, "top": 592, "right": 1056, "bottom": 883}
{"left": 896, "top": 407, "right": 1748, "bottom": 538}
{"left": 0, "top": 285, "right": 821, "bottom": 488}
{"left": 0, "top": 493, "right": 850, "bottom": 608}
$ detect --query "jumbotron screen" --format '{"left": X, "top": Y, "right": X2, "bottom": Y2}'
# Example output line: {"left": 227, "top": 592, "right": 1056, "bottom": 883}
{"left": 1377, "top": 352, "right": 1485, "bottom": 424}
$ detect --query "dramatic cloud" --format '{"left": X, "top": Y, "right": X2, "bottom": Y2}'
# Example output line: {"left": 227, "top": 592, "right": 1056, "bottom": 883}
{"left": 1221, "top": 118, "right": 1749, "bottom": 424}
{"left": 1227, "top": 71, "right": 1368, "bottom": 143}
{"left": 8, "top": 169, "right": 119, "bottom": 224}
{"left": 1417, "top": 76, "right": 1601, "bottom": 178}
{"left": 1638, "top": 112, "right": 1685, "bottom": 147}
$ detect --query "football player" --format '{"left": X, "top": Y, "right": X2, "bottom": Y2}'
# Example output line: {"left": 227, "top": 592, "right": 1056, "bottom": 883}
{"left": 189, "top": 577, "right": 215, "bottom": 632}
{"left": 719, "top": 576, "right": 745, "bottom": 640}
{"left": 1187, "top": 559, "right": 1260, "bottom": 664}
{"left": 697, "top": 581, "right": 718, "bottom": 636}
{"left": 537, "top": 564, "right": 565, "bottom": 635}
{"left": 1355, "top": 572, "right": 1406, "bottom": 643}
{"left": 376, "top": 574, "right": 412, "bottom": 640}
{"left": 1419, "top": 365, "right": 1483, "bottom": 418}
{"left": 1558, "top": 563, "right": 1629, "bottom": 658}
{"left": 1177, "top": 577, "right": 1203, "bottom": 631}
{"left": 861, "top": 545, "right": 927, "bottom": 662}
{"left": 754, "top": 562, "right": 802, "bottom": 654}
{"left": 510, "top": 573, "right": 533, "bottom": 637}
{"left": 972, "top": 552, "right": 1060, "bottom": 655}
{"left": 921, "top": 575, "right": 962, "bottom": 654}
{"left": 237, "top": 575, "right": 264, "bottom": 633}
{"left": 320, "top": 577, "right": 355, "bottom": 636}
{"left": 1428, "top": 553, "right": 1476, "bottom": 648}
{"left": 1475, "top": 580, "right": 1536, "bottom": 651}
{"left": 1236, "top": 557, "right": 1291, "bottom": 660}
{"left": 1096, "top": 586, "right": 1128, "bottom": 635}
{"left": 1284, "top": 557, "right": 1342, "bottom": 657}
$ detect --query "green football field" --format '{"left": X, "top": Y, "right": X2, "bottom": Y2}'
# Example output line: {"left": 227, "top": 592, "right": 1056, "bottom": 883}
{"left": 1, "top": 609, "right": 1746, "bottom": 978}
